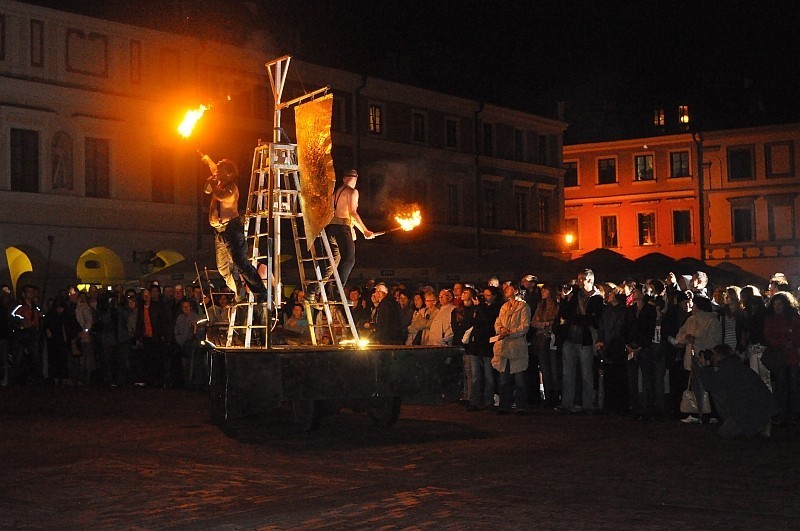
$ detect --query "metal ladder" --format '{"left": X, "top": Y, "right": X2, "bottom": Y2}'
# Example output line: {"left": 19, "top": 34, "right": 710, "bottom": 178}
{"left": 225, "top": 141, "right": 359, "bottom": 347}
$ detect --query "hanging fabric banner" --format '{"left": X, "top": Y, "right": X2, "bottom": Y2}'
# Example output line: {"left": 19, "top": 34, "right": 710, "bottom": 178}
{"left": 295, "top": 93, "right": 335, "bottom": 250}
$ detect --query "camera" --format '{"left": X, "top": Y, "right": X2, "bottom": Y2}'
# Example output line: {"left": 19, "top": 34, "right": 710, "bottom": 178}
{"left": 698, "top": 349, "right": 714, "bottom": 362}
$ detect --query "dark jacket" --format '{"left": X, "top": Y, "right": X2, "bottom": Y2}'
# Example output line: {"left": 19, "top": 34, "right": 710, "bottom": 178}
{"left": 558, "top": 288, "right": 604, "bottom": 346}
{"left": 372, "top": 296, "right": 404, "bottom": 345}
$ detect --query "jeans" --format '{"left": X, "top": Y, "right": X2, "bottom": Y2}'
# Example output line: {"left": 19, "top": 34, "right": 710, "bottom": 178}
{"left": 562, "top": 341, "right": 595, "bottom": 410}
{"left": 537, "top": 344, "right": 561, "bottom": 401}
{"left": 215, "top": 217, "right": 266, "bottom": 296}
{"left": 469, "top": 355, "right": 495, "bottom": 407}
{"left": 499, "top": 363, "right": 529, "bottom": 412}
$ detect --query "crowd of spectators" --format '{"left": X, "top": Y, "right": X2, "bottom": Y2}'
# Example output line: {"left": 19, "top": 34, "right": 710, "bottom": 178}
{"left": 1, "top": 267, "right": 796, "bottom": 439}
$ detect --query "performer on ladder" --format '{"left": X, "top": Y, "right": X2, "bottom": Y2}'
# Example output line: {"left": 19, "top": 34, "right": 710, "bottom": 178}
{"left": 310, "top": 169, "right": 374, "bottom": 301}
{"left": 204, "top": 158, "right": 268, "bottom": 303}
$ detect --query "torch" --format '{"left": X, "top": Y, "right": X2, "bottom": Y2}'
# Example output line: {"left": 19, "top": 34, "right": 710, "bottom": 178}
{"left": 374, "top": 208, "right": 422, "bottom": 237}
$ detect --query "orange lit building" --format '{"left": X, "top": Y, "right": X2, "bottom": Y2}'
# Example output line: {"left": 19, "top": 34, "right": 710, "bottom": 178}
{"left": 563, "top": 122, "right": 800, "bottom": 283}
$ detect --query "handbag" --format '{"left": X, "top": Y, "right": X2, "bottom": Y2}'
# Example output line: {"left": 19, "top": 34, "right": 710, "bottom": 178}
{"left": 760, "top": 346, "right": 786, "bottom": 373}
{"left": 680, "top": 368, "right": 711, "bottom": 414}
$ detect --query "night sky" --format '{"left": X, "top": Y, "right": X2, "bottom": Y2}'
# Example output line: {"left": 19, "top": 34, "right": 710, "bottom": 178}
{"left": 21, "top": 0, "right": 800, "bottom": 141}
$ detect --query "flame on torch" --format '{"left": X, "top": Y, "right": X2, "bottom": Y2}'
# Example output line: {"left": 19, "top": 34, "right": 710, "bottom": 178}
{"left": 177, "top": 104, "right": 210, "bottom": 138}
{"left": 395, "top": 209, "right": 422, "bottom": 231}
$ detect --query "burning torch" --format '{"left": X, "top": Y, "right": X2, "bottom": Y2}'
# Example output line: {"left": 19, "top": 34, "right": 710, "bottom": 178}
{"left": 373, "top": 208, "right": 422, "bottom": 237}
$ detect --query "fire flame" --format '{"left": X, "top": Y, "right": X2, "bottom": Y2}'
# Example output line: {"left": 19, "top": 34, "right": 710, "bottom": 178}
{"left": 394, "top": 209, "right": 422, "bottom": 231}
{"left": 177, "top": 104, "right": 209, "bottom": 138}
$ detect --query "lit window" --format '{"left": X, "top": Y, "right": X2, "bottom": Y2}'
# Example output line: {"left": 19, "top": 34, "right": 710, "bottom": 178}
{"left": 635, "top": 155, "right": 654, "bottom": 181}
{"left": 601, "top": 215, "right": 618, "bottom": 248}
{"left": 637, "top": 212, "right": 656, "bottom": 245}
{"left": 368, "top": 104, "right": 383, "bottom": 135}
{"left": 598, "top": 158, "right": 616, "bottom": 184}
{"left": 564, "top": 161, "right": 578, "bottom": 187}
{"left": 670, "top": 151, "right": 690, "bottom": 178}
{"left": 564, "top": 218, "right": 579, "bottom": 250}
{"left": 679, "top": 105, "right": 690, "bottom": 125}
{"left": 654, "top": 108, "right": 665, "bottom": 127}
{"left": 673, "top": 210, "right": 692, "bottom": 244}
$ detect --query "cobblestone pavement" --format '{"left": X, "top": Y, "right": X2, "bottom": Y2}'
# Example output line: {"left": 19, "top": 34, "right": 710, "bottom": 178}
{"left": 1, "top": 386, "right": 798, "bottom": 529}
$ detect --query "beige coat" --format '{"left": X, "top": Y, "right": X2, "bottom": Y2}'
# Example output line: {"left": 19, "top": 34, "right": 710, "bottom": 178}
{"left": 492, "top": 298, "right": 531, "bottom": 374}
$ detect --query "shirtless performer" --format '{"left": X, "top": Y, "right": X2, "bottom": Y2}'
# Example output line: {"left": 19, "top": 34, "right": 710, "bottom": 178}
{"left": 204, "top": 158, "right": 267, "bottom": 302}
{"left": 323, "top": 169, "right": 374, "bottom": 292}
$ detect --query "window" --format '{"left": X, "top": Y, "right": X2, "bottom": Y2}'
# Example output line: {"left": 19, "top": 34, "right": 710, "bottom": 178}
{"left": 635, "top": 154, "right": 654, "bottom": 181}
{"left": 446, "top": 183, "right": 460, "bottom": 225}
{"left": 538, "top": 136, "right": 547, "bottom": 165}
{"left": 768, "top": 198, "right": 794, "bottom": 241}
{"left": 10, "top": 128, "right": 39, "bottom": 193}
{"left": 564, "top": 218, "right": 579, "bottom": 250}
{"left": 563, "top": 161, "right": 578, "bottom": 187}
{"left": 85, "top": 137, "right": 110, "bottom": 198}
{"left": 654, "top": 108, "right": 665, "bottom": 127}
{"left": 445, "top": 117, "right": 459, "bottom": 149}
{"left": 766, "top": 141, "right": 794, "bottom": 178}
{"left": 368, "top": 104, "right": 383, "bottom": 135}
{"left": 670, "top": 151, "right": 690, "bottom": 177}
{"left": 678, "top": 105, "right": 690, "bottom": 125}
{"left": 673, "top": 210, "right": 692, "bottom": 244}
{"left": 728, "top": 145, "right": 755, "bottom": 181}
{"left": 482, "top": 123, "right": 493, "bottom": 156}
{"left": 601, "top": 215, "right": 618, "bottom": 248}
{"left": 637, "top": 212, "right": 656, "bottom": 245}
{"left": 598, "top": 158, "right": 617, "bottom": 184}
{"left": 732, "top": 206, "right": 754, "bottom": 243}
{"left": 151, "top": 146, "right": 175, "bottom": 204}
{"left": 514, "top": 189, "right": 528, "bottom": 231}
{"left": 514, "top": 129, "right": 524, "bottom": 161}
{"left": 412, "top": 111, "right": 427, "bottom": 143}
{"left": 538, "top": 195, "right": 550, "bottom": 233}
{"left": 483, "top": 187, "right": 496, "bottom": 229}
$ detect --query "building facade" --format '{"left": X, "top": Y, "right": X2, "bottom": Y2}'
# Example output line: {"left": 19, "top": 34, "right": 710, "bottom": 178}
{"left": 563, "top": 123, "right": 800, "bottom": 282}
{"left": 0, "top": 0, "right": 567, "bottom": 295}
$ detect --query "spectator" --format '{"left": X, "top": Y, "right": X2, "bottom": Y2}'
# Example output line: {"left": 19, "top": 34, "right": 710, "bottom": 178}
{"left": 532, "top": 283, "right": 561, "bottom": 407}
{"left": 595, "top": 283, "right": 626, "bottom": 410}
{"left": 557, "top": 269, "right": 603, "bottom": 413}
{"left": 718, "top": 286, "right": 743, "bottom": 357}
{"left": 426, "top": 289, "right": 455, "bottom": 346}
{"left": 697, "top": 344, "right": 778, "bottom": 438}
{"left": 174, "top": 300, "right": 201, "bottom": 389}
{"left": 363, "top": 283, "right": 404, "bottom": 345}
{"left": 767, "top": 273, "right": 791, "bottom": 297}
{"left": 762, "top": 291, "right": 800, "bottom": 425}
{"left": 408, "top": 291, "right": 437, "bottom": 345}
{"left": 676, "top": 295, "right": 722, "bottom": 423}
{"left": 492, "top": 281, "right": 531, "bottom": 414}
{"left": 622, "top": 283, "right": 657, "bottom": 419}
